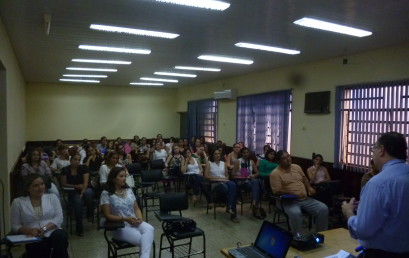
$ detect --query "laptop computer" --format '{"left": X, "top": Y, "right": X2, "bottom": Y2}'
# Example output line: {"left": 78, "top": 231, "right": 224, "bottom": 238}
{"left": 228, "top": 221, "right": 292, "bottom": 258}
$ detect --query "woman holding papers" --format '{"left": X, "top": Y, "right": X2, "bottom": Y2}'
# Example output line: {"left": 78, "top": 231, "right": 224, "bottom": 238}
{"left": 10, "top": 173, "right": 69, "bottom": 258}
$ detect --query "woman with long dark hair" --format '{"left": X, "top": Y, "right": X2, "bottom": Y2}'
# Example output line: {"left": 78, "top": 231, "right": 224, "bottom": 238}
{"left": 100, "top": 167, "right": 154, "bottom": 258}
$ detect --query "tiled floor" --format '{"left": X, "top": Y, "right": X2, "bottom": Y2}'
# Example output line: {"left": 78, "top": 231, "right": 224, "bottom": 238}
{"left": 9, "top": 194, "right": 339, "bottom": 258}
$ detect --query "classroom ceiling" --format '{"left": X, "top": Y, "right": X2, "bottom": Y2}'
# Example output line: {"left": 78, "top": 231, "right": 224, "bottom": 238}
{"left": 1, "top": 0, "right": 409, "bottom": 88}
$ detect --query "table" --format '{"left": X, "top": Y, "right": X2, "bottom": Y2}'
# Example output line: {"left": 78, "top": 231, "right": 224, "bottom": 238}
{"left": 221, "top": 228, "right": 359, "bottom": 258}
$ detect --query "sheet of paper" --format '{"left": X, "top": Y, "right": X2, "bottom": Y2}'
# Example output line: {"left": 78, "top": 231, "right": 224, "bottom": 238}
{"left": 5, "top": 235, "right": 41, "bottom": 243}
{"left": 324, "top": 249, "right": 356, "bottom": 258}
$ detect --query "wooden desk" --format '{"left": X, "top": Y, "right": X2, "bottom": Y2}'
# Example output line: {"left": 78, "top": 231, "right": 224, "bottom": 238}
{"left": 221, "top": 228, "right": 358, "bottom": 258}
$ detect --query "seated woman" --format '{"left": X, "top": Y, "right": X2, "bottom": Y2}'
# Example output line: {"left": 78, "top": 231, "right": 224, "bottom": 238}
{"left": 165, "top": 145, "right": 184, "bottom": 177}
{"left": 21, "top": 149, "right": 59, "bottom": 196}
{"left": 61, "top": 153, "right": 94, "bottom": 236}
{"left": 205, "top": 149, "right": 239, "bottom": 223}
{"left": 257, "top": 149, "right": 278, "bottom": 194}
{"left": 116, "top": 144, "right": 132, "bottom": 165}
{"left": 11, "top": 173, "right": 69, "bottom": 258}
{"left": 99, "top": 151, "right": 134, "bottom": 188}
{"left": 233, "top": 147, "right": 263, "bottom": 218}
{"left": 193, "top": 146, "right": 208, "bottom": 169}
{"left": 85, "top": 146, "right": 104, "bottom": 174}
{"left": 226, "top": 143, "right": 241, "bottom": 171}
{"left": 152, "top": 142, "right": 168, "bottom": 162}
{"left": 100, "top": 167, "right": 154, "bottom": 258}
{"left": 306, "top": 154, "right": 331, "bottom": 184}
{"left": 181, "top": 149, "right": 206, "bottom": 205}
{"left": 50, "top": 145, "right": 70, "bottom": 176}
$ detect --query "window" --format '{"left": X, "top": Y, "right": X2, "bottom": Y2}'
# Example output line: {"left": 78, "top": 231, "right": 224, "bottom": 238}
{"left": 334, "top": 80, "right": 409, "bottom": 172}
{"left": 187, "top": 99, "right": 218, "bottom": 143}
{"left": 236, "top": 90, "right": 292, "bottom": 154}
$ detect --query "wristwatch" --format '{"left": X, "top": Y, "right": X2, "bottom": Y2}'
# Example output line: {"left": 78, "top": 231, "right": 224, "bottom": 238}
{"left": 42, "top": 226, "right": 47, "bottom": 232}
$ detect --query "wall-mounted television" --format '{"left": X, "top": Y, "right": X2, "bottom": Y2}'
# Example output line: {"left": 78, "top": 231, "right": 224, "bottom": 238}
{"left": 304, "top": 91, "right": 330, "bottom": 114}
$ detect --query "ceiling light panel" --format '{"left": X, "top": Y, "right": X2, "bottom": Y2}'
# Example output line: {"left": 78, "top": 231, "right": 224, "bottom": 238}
{"left": 235, "top": 42, "right": 300, "bottom": 55}
{"left": 154, "top": 72, "right": 196, "bottom": 77}
{"left": 90, "top": 24, "right": 179, "bottom": 39}
{"left": 140, "top": 77, "right": 178, "bottom": 83}
{"left": 59, "top": 79, "right": 100, "bottom": 83}
{"left": 293, "top": 17, "right": 372, "bottom": 37}
{"left": 63, "top": 74, "right": 108, "bottom": 78}
{"left": 175, "top": 66, "right": 221, "bottom": 72}
{"left": 66, "top": 67, "right": 117, "bottom": 72}
{"left": 155, "top": 0, "right": 230, "bottom": 11}
{"left": 72, "top": 59, "right": 131, "bottom": 65}
{"left": 198, "top": 55, "right": 253, "bottom": 65}
{"left": 79, "top": 45, "right": 151, "bottom": 54}
{"left": 130, "top": 82, "right": 164, "bottom": 86}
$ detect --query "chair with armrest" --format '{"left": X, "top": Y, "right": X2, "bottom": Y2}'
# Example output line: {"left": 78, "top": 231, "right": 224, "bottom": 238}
{"left": 97, "top": 205, "right": 155, "bottom": 258}
{"left": 155, "top": 192, "right": 206, "bottom": 258}
{"left": 141, "top": 169, "right": 164, "bottom": 222}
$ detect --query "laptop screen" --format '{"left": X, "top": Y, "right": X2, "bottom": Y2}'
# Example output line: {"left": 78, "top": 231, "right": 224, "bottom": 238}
{"left": 254, "top": 221, "right": 292, "bottom": 258}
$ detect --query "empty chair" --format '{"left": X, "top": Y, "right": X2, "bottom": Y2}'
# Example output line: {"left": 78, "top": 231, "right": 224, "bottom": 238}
{"left": 141, "top": 169, "right": 164, "bottom": 222}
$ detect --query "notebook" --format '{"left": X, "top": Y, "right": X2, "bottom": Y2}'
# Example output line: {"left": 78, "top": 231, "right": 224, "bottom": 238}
{"left": 5, "top": 235, "right": 41, "bottom": 244}
{"left": 228, "top": 221, "right": 292, "bottom": 258}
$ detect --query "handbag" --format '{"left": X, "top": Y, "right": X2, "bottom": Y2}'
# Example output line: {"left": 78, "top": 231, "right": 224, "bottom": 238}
{"left": 164, "top": 217, "right": 196, "bottom": 235}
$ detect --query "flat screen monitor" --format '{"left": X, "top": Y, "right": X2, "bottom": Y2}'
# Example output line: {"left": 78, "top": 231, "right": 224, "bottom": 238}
{"left": 304, "top": 91, "right": 330, "bottom": 114}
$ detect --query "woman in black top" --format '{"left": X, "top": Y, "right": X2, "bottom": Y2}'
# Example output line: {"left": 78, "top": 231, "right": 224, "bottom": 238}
{"left": 85, "top": 146, "right": 103, "bottom": 173}
{"left": 61, "top": 153, "right": 94, "bottom": 236}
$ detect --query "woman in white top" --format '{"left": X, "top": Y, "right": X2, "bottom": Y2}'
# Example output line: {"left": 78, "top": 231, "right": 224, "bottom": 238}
{"left": 100, "top": 167, "right": 154, "bottom": 258}
{"left": 205, "top": 149, "right": 239, "bottom": 223}
{"left": 50, "top": 145, "right": 70, "bottom": 175}
{"left": 11, "top": 173, "right": 69, "bottom": 258}
{"left": 306, "top": 154, "right": 331, "bottom": 184}
{"left": 226, "top": 143, "right": 241, "bottom": 171}
{"left": 233, "top": 147, "right": 263, "bottom": 218}
{"left": 181, "top": 149, "right": 206, "bottom": 204}
{"left": 152, "top": 142, "right": 168, "bottom": 162}
{"left": 99, "top": 151, "right": 134, "bottom": 188}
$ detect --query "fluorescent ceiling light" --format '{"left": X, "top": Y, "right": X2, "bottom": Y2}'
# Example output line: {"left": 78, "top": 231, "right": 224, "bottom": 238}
{"left": 154, "top": 72, "right": 196, "bottom": 78}
{"left": 90, "top": 24, "right": 179, "bottom": 39}
{"left": 72, "top": 59, "right": 131, "bottom": 65}
{"left": 235, "top": 42, "right": 300, "bottom": 55}
{"left": 63, "top": 74, "right": 108, "bottom": 78}
{"left": 155, "top": 0, "right": 230, "bottom": 11}
{"left": 79, "top": 45, "right": 151, "bottom": 54}
{"left": 130, "top": 82, "right": 164, "bottom": 86}
{"left": 66, "top": 67, "right": 117, "bottom": 72}
{"left": 293, "top": 17, "right": 372, "bottom": 37}
{"left": 175, "top": 66, "right": 221, "bottom": 72}
{"left": 140, "top": 77, "right": 178, "bottom": 83}
{"left": 198, "top": 55, "right": 253, "bottom": 65}
{"left": 59, "top": 79, "right": 100, "bottom": 83}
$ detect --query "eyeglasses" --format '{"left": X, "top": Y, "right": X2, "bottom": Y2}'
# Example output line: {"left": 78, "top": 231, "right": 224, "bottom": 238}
{"left": 370, "top": 144, "right": 380, "bottom": 152}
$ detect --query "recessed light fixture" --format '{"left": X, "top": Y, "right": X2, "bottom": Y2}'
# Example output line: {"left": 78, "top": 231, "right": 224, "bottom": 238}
{"left": 72, "top": 59, "right": 131, "bottom": 65}
{"left": 59, "top": 79, "right": 100, "bottom": 83}
{"left": 90, "top": 24, "right": 179, "bottom": 39}
{"left": 140, "top": 77, "right": 178, "bottom": 83}
{"left": 198, "top": 55, "right": 253, "bottom": 65}
{"left": 154, "top": 72, "right": 196, "bottom": 78}
{"left": 63, "top": 74, "right": 108, "bottom": 78}
{"left": 293, "top": 17, "right": 372, "bottom": 37}
{"left": 130, "top": 82, "right": 164, "bottom": 86}
{"left": 175, "top": 66, "right": 221, "bottom": 72}
{"left": 66, "top": 67, "right": 117, "bottom": 72}
{"left": 79, "top": 45, "right": 151, "bottom": 54}
{"left": 155, "top": 0, "right": 230, "bottom": 11}
{"left": 235, "top": 42, "right": 300, "bottom": 55}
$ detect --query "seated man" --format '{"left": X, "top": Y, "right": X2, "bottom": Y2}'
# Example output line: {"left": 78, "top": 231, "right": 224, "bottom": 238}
{"left": 270, "top": 150, "right": 328, "bottom": 234}
{"left": 342, "top": 132, "right": 409, "bottom": 257}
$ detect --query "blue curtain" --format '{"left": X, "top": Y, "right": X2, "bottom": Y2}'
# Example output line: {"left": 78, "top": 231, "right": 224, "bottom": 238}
{"left": 237, "top": 90, "right": 291, "bottom": 154}
{"left": 334, "top": 79, "right": 409, "bottom": 171}
{"left": 187, "top": 99, "right": 218, "bottom": 143}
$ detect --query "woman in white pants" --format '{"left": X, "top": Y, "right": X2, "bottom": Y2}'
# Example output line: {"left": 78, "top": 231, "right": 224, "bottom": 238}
{"left": 100, "top": 167, "right": 154, "bottom": 258}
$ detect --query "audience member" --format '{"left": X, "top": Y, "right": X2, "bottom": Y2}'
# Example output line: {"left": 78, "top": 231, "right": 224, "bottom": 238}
{"left": 270, "top": 150, "right": 328, "bottom": 234}
{"left": 257, "top": 144, "right": 271, "bottom": 159}
{"left": 257, "top": 149, "right": 278, "bottom": 177}
{"left": 226, "top": 143, "right": 241, "bottom": 171}
{"left": 181, "top": 149, "right": 206, "bottom": 205}
{"left": 130, "top": 135, "right": 140, "bottom": 150}
{"left": 100, "top": 167, "right": 154, "bottom": 258}
{"left": 21, "top": 149, "right": 59, "bottom": 196}
{"left": 61, "top": 154, "right": 94, "bottom": 236}
{"left": 205, "top": 149, "right": 239, "bottom": 223}
{"left": 50, "top": 145, "right": 70, "bottom": 175}
{"left": 233, "top": 147, "right": 263, "bottom": 218}
{"left": 96, "top": 136, "right": 108, "bottom": 154}
{"left": 306, "top": 154, "right": 331, "bottom": 184}
{"left": 360, "top": 159, "right": 379, "bottom": 189}
{"left": 116, "top": 144, "right": 132, "bottom": 165}
{"left": 152, "top": 142, "right": 167, "bottom": 162}
{"left": 99, "top": 151, "right": 121, "bottom": 185}
{"left": 192, "top": 146, "right": 208, "bottom": 169}
{"left": 165, "top": 145, "right": 184, "bottom": 177}
{"left": 342, "top": 132, "right": 409, "bottom": 257}
{"left": 11, "top": 174, "right": 69, "bottom": 258}
{"left": 84, "top": 146, "right": 103, "bottom": 173}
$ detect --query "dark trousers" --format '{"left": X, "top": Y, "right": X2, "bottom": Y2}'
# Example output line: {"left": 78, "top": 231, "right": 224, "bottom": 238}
{"left": 68, "top": 188, "right": 94, "bottom": 233}
{"left": 358, "top": 249, "right": 409, "bottom": 258}
{"left": 25, "top": 229, "right": 69, "bottom": 258}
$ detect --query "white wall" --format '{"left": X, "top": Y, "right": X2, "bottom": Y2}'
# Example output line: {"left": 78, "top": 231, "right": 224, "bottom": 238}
{"left": 0, "top": 19, "right": 26, "bottom": 234}
{"left": 26, "top": 83, "right": 180, "bottom": 140}
{"left": 177, "top": 43, "right": 409, "bottom": 161}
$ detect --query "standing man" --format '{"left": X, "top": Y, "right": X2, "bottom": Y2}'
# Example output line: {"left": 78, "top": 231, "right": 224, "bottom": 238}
{"left": 342, "top": 132, "right": 409, "bottom": 257}
{"left": 270, "top": 150, "right": 328, "bottom": 234}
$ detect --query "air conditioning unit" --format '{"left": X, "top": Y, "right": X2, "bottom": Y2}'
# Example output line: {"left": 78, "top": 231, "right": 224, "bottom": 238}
{"left": 214, "top": 89, "right": 237, "bottom": 100}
